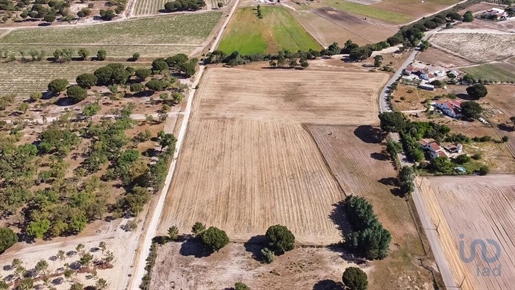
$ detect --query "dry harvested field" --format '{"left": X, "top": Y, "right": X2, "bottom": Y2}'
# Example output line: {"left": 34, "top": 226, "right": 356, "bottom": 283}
{"left": 419, "top": 175, "right": 515, "bottom": 290}
{"left": 371, "top": 0, "right": 460, "bottom": 20}
{"left": 307, "top": 125, "right": 433, "bottom": 289}
{"left": 291, "top": 7, "right": 397, "bottom": 46}
{"left": 150, "top": 242, "right": 354, "bottom": 289}
{"left": 157, "top": 67, "right": 389, "bottom": 245}
{"left": 430, "top": 33, "right": 515, "bottom": 63}
{"left": 416, "top": 47, "right": 473, "bottom": 68}
{"left": 481, "top": 85, "right": 515, "bottom": 156}
{"left": 194, "top": 68, "right": 387, "bottom": 124}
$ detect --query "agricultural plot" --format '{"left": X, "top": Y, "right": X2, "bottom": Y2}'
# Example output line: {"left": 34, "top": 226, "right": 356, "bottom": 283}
{"left": 157, "top": 67, "right": 389, "bottom": 245}
{"left": 307, "top": 125, "right": 432, "bottom": 289}
{"left": 419, "top": 175, "right": 515, "bottom": 290}
{"left": 0, "top": 13, "right": 222, "bottom": 58}
{"left": 133, "top": 0, "right": 170, "bottom": 15}
{"left": 291, "top": 7, "right": 397, "bottom": 46}
{"left": 218, "top": 7, "right": 321, "bottom": 54}
{"left": 430, "top": 33, "right": 515, "bottom": 63}
{"left": 370, "top": 0, "right": 460, "bottom": 21}
{"left": 461, "top": 63, "right": 515, "bottom": 83}
{"left": 323, "top": 0, "right": 414, "bottom": 24}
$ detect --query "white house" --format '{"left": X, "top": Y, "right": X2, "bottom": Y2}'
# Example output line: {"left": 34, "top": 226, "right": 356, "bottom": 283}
{"left": 483, "top": 8, "right": 509, "bottom": 20}
{"left": 419, "top": 139, "right": 448, "bottom": 159}
{"left": 434, "top": 100, "right": 462, "bottom": 118}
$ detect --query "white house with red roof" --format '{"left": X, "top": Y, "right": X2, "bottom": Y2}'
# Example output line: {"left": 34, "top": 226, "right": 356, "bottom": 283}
{"left": 419, "top": 138, "right": 448, "bottom": 159}
{"left": 434, "top": 100, "right": 462, "bottom": 118}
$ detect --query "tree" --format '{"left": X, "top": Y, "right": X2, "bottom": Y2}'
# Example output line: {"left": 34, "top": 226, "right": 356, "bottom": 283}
{"left": 454, "top": 154, "right": 470, "bottom": 164}
{"left": 29, "top": 91, "right": 42, "bottom": 102}
{"left": 96, "top": 278, "right": 108, "bottom": 290}
{"left": 157, "top": 131, "right": 176, "bottom": 150}
{"left": 378, "top": 111, "right": 407, "bottom": 133}
{"left": 99, "top": 241, "right": 107, "bottom": 253}
{"left": 300, "top": 60, "right": 309, "bottom": 69}
{"left": 0, "top": 228, "right": 17, "bottom": 253}
{"left": 94, "top": 66, "right": 113, "bottom": 85}
{"left": 180, "top": 59, "right": 197, "bottom": 77}
{"left": 130, "top": 83, "right": 145, "bottom": 93}
{"left": 152, "top": 58, "right": 169, "bottom": 73}
{"left": 17, "top": 278, "right": 34, "bottom": 290}
{"left": 27, "top": 219, "right": 51, "bottom": 239}
{"left": 79, "top": 253, "right": 93, "bottom": 267}
{"left": 373, "top": 55, "right": 383, "bottom": 67}
{"left": 466, "top": 84, "right": 488, "bottom": 99}
{"left": 342, "top": 267, "right": 368, "bottom": 290}
{"left": 135, "top": 68, "right": 151, "bottom": 80}
{"left": 69, "top": 282, "right": 84, "bottom": 290}
{"left": 446, "top": 11, "right": 461, "bottom": 20}
{"left": 17, "top": 102, "right": 29, "bottom": 114}
{"left": 265, "top": 225, "right": 295, "bottom": 254}
{"left": 96, "top": 49, "right": 107, "bottom": 61}
{"left": 76, "top": 243, "right": 85, "bottom": 253}
{"left": 57, "top": 250, "right": 66, "bottom": 261}
{"left": 77, "top": 48, "right": 90, "bottom": 60}
{"left": 478, "top": 165, "right": 489, "bottom": 175}
{"left": 261, "top": 247, "right": 275, "bottom": 263}
{"left": 132, "top": 52, "right": 140, "bottom": 61}
{"left": 168, "top": 226, "right": 179, "bottom": 241}
{"left": 76, "top": 73, "right": 97, "bottom": 89}
{"left": 349, "top": 47, "right": 372, "bottom": 61}
{"left": 43, "top": 13, "right": 56, "bottom": 23}
{"left": 67, "top": 85, "right": 87, "bottom": 102}
{"left": 398, "top": 166, "right": 414, "bottom": 196}
{"left": 234, "top": 282, "right": 250, "bottom": 290}
{"left": 502, "top": 135, "right": 509, "bottom": 142}
{"left": 200, "top": 226, "right": 229, "bottom": 252}
{"left": 99, "top": 9, "right": 115, "bottom": 20}
{"left": 82, "top": 102, "right": 100, "bottom": 117}
{"left": 461, "top": 101, "right": 483, "bottom": 120}
{"left": 35, "top": 259, "right": 48, "bottom": 275}
{"left": 146, "top": 79, "right": 168, "bottom": 92}
{"left": 192, "top": 222, "right": 206, "bottom": 236}
{"left": 48, "top": 79, "right": 69, "bottom": 95}
{"left": 463, "top": 11, "right": 474, "bottom": 22}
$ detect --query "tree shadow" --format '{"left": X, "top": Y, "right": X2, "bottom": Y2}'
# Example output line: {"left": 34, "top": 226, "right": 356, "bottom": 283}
{"left": 455, "top": 93, "right": 475, "bottom": 101}
{"left": 312, "top": 279, "right": 344, "bottom": 290}
{"left": 55, "top": 97, "right": 80, "bottom": 107}
{"left": 243, "top": 235, "right": 268, "bottom": 262}
{"left": 179, "top": 238, "right": 212, "bottom": 258}
{"left": 497, "top": 123, "right": 514, "bottom": 132}
{"left": 329, "top": 201, "right": 352, "bottom": 238}
{"left": 378, "top": 177, "right": 398, "bottom": 186}
{"left": 370, "top": 152, "right": 389, "bottom": 161}
{"left": 353, "top": 125, "right": 385, "bottom": 144}
{"left": 390, "top": 187, "right": 404, "bottom": 198}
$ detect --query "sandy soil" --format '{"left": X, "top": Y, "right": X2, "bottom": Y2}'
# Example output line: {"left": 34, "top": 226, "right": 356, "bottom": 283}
{"left": 418, "top": 175, "right": 515, "bottom": 290}
{"left": 291, "top": 7, "right": 397, "bottom": 46}
{"left": 150, "top": 242, "right": 358, "bottom": 290}
{"left": 417, "top": 46, "right": 473, "bottom": 68}
{"left": 307, "top": 125, "right": 433, "bottom": 290}
{"left": 430, "top": 33, "right": 515, "bottom": 63}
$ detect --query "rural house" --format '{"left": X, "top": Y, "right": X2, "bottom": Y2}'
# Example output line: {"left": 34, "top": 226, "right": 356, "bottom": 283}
{"left": 434, "top": 100, "right": 461, "bottom": 118}
{"left": 419, "top": 139, "right": 448, "bottom": 159}
{"left": 443, "top": 143, "right": 463, "bottom": 154}
{"left": 482, "top": 8, "right": 509, "bottom": 20}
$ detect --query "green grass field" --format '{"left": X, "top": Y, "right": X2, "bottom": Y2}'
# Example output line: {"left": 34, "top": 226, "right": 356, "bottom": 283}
{"left": 0, "top": 13, "right": 221, "bottom": 58}
{"left": 326, "top": 0, "right": 413, "bottom": 24}
{"left": 462, "top": 63, "right": 515, "bottom": 83}
{"left": 218, "top": 7, "right": 322, "bottom": 54}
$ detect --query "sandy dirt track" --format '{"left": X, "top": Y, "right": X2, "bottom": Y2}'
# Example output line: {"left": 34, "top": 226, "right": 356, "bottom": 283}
{"left": 419, "top": 175, "right": 515, "bottom": 290}
{"left": 195, "top": 68, "right": 387, "bottom": 124}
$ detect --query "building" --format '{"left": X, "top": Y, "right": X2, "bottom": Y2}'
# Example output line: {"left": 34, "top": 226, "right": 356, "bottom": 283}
{"left": 482, "top": 8, "right": 509, "bottom": 20}
{"left": 434, "top": 100, "right": 461, "bottom": 118}
{"left": 419, "top": 83, "right": 435, "bottom": 91}
{"left": 419, "top": 139, "right": 448, "bottom": 159}
{"left": 443, "top": 143, "right": 463, "bottom": 154}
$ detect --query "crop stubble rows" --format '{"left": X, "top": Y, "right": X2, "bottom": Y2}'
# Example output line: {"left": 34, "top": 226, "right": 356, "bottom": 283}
{"left": 158, "top": 68, "right": 389, "bottom": 244}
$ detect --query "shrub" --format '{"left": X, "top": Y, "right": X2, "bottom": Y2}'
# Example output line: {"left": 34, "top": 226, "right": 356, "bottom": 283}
{"left": 478, "top": 165, "right": 489, "bottom": 175}
{"left": 199, "top": 226, "right": 229, "bottom": 252}
{"left": 76, "top": 73, "right": 97, "bottom": 89}
{"left": 454, "top": 154, "right": 470, "bottom": 164}
{"left": 261, "top": 247, "right": 275, "bottom": 264}
{"left": 0, "top": 228, "right": 17, "bottom": 254}
{"left": 235, "top": 282, "right": 250, "bottom": 290}
{"left": 47, "top": 79, "right": 69, "bottom": 95}
{"left": 265, "top": 225, "right": 295, "bottom": 254}
{"left": 342, "top": 267, "right": 368, "bottom": 290}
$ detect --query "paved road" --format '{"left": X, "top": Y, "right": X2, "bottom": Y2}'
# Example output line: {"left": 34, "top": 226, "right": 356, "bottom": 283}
{"left": 128, "top": 0, "right": 241, "bottom": 288}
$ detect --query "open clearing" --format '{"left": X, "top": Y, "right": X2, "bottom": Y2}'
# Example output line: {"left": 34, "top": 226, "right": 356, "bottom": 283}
{"left": 370, "top": 0, "right": 460, "bottom": 21}
{"left": 218, "top": 7, "right": 321, "bottom": 54}
{"left": 150, "top": 241, "right": 355, "bottom": 289}
{"left": 308, "top": 125, "right": 433, "bottom": 289}
{"left": 0, "top": 13, "right": 222, "bottom": 58}
{"left": 419, "top": 175, "right": 515, "bottom": 290}
{"left": 291, "top": 7, "right": 397, "bottom": 46}
{"left": 417, "top": 47, "right": 473, "bottom": 68}
{"left": 462, "top": 63, "right": 515, "bottom": 83}
{"left": 430, "top": 33, "right": 515, "bottom": 63}
{"left": 157, "top": 67, "right": 388, "bottom": 245}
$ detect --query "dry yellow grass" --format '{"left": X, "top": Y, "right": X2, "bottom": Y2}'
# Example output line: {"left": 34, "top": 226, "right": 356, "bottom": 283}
{"left": 419, "top": 175, "right": 515, "bottom": 290}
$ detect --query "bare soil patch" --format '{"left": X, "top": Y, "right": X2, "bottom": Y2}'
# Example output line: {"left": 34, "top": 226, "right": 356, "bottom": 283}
{"left": 150, "top": 242, "right": 356, "bottom": 290}
{"left": 418, "top": 175, "right": 515, "bottom": 290}
{"left": 417, "top": 47, "right": 474, "bottom": 68}
{"left": 307, "top": 125, "right": 433, "bottom": 290}
{"left": 430, "top": 33, "right": 515, "bottom": 63}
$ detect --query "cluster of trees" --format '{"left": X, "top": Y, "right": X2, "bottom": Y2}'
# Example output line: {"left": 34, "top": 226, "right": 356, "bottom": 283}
{"left": 0, "top": 227, "right": 17, "bottom": 253}
{"left": 99, "top": 0, "right": 127, "bottom": 20}
{"left": 53, "top": 48, "right": 107, "bottom": 62}
{"left": 342, "top": 196, "right": 391, "bottom": 260}
{"left": 151, "top": 54, "right": 197, "bottom": 77}
{"left": 164, "top": 0, "right": 205, "bottom": 12}
{"left": 398, "top": 166, "right": 414, "bottom": 197}
{"left": 466, "top": 83, "right": 488, "bottom": 99}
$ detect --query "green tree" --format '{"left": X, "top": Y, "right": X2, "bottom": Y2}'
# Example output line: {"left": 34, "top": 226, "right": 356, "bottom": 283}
{"left": 466, "top": 84, "right": 487, "bottom": 99}
{"left": 265, "top": 225, "right": 295, "bottom": 254}
{"left": 342, "top": 267, "right": 368, "bottom": 290}
{"left": 200, "top": 226, "right": 229, "bottom": 252}
{"left": 29, "top": 91, "right": 42, "bottom": 102}
{"left": 152, "top": 58, "right": 169, "bottom": 73}
{"left": 461, "top": 101, "right": 483, "bottom": 119}
{"left": 77, "top": 48, "right": 90, "bottom": 60}
{"left": 17, "top": 278, "right": 34, "bottom": 290}
{"left": 168, "top": 226, "right": 179, "bottom": 241}
{"left": 96, "top": 49, "right": 107, "bottom": 61}
{"left": 157, "top": 131, "right": 176, "bottom": 150}
{"left": 398, "top": 166, "right": 414, "bottom": 196}
{"left": 44, "top": 13, "right": 56, "bottom": 23}
{"left": 260, "top": 247, "right": 275, "bottom": 264}
{"left": 192, "top": 222, "right": 206, "bottom": 236}
{"left": 48, "top": 79, "right": 69, "bottom": 95}
{"left": 180, "top": 59, "right": 197, "bottom": 77}
{"left": 373, "top": 55, "right": 383, "bottom": 67}
{"left": 378, "top": 111, "right": 407, "bottom": 133}
{"left": 26, "top": 219, "right": 51, "bottom": 239}
{"left": 234, "top": 282, "right": 250, "bottom": 290}
{"left": 135, "top": 68, "right": 151, "bottom": 80}
{"left": 454, "top": 154, "right": 470, "bottom": 164}
{"left": 0, "top": 228, "right": 17, "bottom": 253}
{"left": 96, "top": 278, "right": 108, "bottom": 290}
{"left": 463, "top": 11, "right": 474, "bottom": 22}
{"left": 82, "top": 102, "right": 100, "bottom": 117}
{"left": 57, "top": 250, "right": 66, "bottom": 261}
{"left": 130, "top": 83, "right": 145, "bottom": 93}
{"left": 146, "top": 79, "right": 168, "bottom": 92}
{"left": 79, "top": 253, "right": 93, "bottom": 267}
{"left": 300, "top": 60, "right": 309, "bottom": 69}
{"left": 76, "top": 73, "right": 97, "bottom": 89}
{"left": 35, "top": 259, "right": 49, "bottom": 275}
{"left": 132, "top": 52, "right": 140, "bottom": 61}
{"left": 69, "top": 282, "right": 84, "bottom": 290}
{"left": 166, "top": 53, "right": 189, "bottom": 70}
{"left": 478, "top": 165, "right": 489, "bottom": 175}
{"left": 99, "top": 9, "right": 115, "bottom": 20}
{"left": 66, "top": 85, "right": 87, "bottom": 102}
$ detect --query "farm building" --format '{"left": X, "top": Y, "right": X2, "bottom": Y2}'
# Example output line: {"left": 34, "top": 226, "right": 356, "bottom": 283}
{"left": 419, "top": 138, "right": 448, "bottom": 159}
{"left": 419, "top": 83, "right": 435, "bottom": 91}
{"left": 434, "top": 100, "right": 461, "bottom": 118}
{"left": 443, "top": 143, "right": 463, "bottom": 154}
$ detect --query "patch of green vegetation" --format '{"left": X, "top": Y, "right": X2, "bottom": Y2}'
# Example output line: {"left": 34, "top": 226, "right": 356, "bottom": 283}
{"left": 326, "top": 0, "right": 413, "bottom": 24}
{"left": 218, "top": 7, "right": 321, "bottom": 54}
{"left": 462, "top": 63, "right": 515, "bottom": 83}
